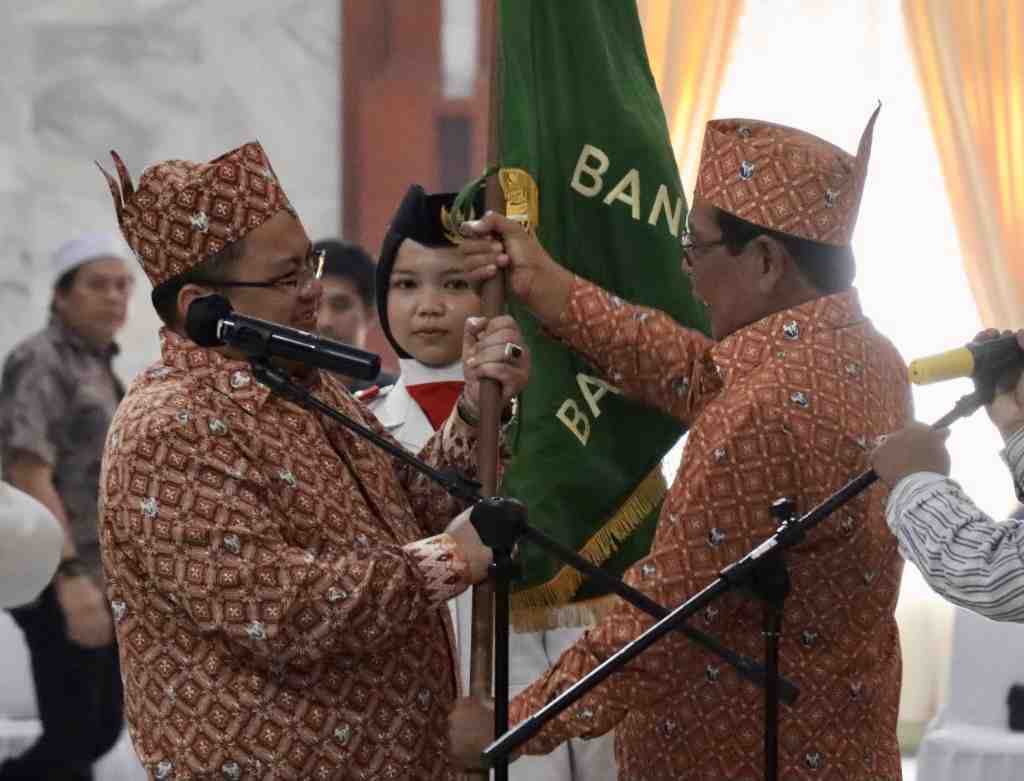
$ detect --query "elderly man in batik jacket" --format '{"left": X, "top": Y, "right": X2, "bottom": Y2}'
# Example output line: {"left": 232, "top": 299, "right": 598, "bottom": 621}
{"left": 451, "top": 110, "right": 912, "bottom": 780}
{"left": 96, "top": 142, "right": 529, "bottom": 781}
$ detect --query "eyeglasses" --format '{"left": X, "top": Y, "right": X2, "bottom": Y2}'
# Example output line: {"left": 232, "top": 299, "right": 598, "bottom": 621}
{"left": 681, "top": 231, "right": 727, "bottom": 272}
{"left": 195, "top": 248, "right": 325, "bottom": 293}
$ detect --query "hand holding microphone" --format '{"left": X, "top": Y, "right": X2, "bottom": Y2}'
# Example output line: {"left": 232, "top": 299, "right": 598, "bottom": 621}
{"left": 908, "top": 329, "right": 1024, "bottom": 387}
{"left": 874, "top": 330, "right": 1024, "bottom": 485}
{"left": 871, "top": 423, "right": 952, "bottom": 487}
{"left": 975, "top": 330, "right": 1024, "bottom": 439}
{"left": 906, "top": 328, "right": 1024, "bottom": 439}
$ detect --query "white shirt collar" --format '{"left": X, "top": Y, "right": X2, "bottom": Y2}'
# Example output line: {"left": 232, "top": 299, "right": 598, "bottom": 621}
{"left": 398, "top": 358, "right": 465, "bottom": 387}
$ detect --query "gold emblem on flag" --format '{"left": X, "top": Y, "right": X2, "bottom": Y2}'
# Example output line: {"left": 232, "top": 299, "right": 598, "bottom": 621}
{"left": 499, "top": 168, "right": 539, "bottom": 234}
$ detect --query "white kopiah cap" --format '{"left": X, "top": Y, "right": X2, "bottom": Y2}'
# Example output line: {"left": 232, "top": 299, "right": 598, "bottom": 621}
{"left": 51, "top": 231, "right": 129, "bottom": 281}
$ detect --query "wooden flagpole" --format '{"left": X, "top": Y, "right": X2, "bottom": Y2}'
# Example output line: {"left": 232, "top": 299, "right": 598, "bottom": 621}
{"left": 467, "top": 0, "right": 504, "bottom": 777}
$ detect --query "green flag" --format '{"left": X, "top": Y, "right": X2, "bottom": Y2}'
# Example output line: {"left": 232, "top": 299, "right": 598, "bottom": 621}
{"left": 494, "top": 0, "right": 711, "bottom": 630}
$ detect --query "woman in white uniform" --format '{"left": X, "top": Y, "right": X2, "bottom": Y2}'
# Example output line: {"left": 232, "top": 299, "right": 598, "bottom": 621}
{"left": 363, "top": 186, "right": 582, "bottom": 781}
{"left": 359, "top": 185, "right": 489, "bottom": 702}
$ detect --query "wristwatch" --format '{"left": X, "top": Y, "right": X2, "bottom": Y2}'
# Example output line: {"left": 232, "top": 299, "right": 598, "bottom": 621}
{"left": 456, "top": 395, "right": 480, "bottom": 427}
{"left": 457, "top": 395, "right": 517, "bottom": 427}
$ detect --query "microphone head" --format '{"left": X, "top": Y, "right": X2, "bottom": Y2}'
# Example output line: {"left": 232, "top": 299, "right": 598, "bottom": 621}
{"left": 908, "top": 347, "right": 975, "bottom": 385}
{"left": 185, "top": 294, "right": 234, "bottom": 347}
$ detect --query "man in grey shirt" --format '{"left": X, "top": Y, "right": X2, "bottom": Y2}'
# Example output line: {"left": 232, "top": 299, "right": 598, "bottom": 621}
{"left": 0, "top": 232, "right": 133, "bottom": 780}
{"left": 872, "top": 329, "right": 1024, "bottom": 623}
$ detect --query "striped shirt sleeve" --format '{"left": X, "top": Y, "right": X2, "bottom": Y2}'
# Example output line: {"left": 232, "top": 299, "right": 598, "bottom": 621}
{"left": 885, "top": 427, "right": 1024, "bottom": 622}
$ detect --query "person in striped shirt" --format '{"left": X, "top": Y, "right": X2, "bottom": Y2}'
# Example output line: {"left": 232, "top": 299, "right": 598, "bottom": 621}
{"left": 871, "top": 330, "right": 1024, "bottom": 622}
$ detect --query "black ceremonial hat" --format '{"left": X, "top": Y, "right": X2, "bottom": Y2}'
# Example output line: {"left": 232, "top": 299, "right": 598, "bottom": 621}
{"left": 376, "top": 184, "right": 483, "bottom": 358}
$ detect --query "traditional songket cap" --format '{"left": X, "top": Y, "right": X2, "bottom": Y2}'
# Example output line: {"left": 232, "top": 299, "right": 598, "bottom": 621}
{"left": 693, "top": 106, "right": 880, "bottom": 247}
{"left": 376, "top": 184, "right": 483, "bottom": 358}
{"left": 96, "top": 141, "right": 296, "bottom": 288}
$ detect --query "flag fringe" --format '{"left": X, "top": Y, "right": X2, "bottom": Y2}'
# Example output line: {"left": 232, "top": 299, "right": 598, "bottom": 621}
{"left": 510, "top": 466, "right": 667, "bottom": 632}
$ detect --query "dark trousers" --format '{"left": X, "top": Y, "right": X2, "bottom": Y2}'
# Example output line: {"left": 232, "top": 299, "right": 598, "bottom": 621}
{"left": 0, "top": 583, "right": 124, "bottom": 781}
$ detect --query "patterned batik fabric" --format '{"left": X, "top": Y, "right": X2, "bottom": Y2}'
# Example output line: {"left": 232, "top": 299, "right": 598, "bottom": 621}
{"left": 97, "top": 141, "right": 296, "bottom": 288}
{"left": 509, "top": 276, "right": 911, "bottom": 781}
{"left": 0, "top": 317, "right": 124, "bottom": 580}
{"left": 98, "top": 329, "right": 482, "bottom": 781}
{"left": 694, "top": 110, "right": 878, "bottom": 246}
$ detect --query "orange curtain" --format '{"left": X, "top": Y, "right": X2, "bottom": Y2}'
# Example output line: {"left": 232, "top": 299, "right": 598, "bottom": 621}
{"left": 637, "top": 0, "right": 745, "bottom": 194}
{"left": 903, "top": 0, "right": 1024, "bottom": 327}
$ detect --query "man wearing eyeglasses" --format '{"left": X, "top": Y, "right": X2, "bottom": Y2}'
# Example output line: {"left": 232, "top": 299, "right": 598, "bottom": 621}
{"left": 95, "top": 141, "right": 530, "bottom": 781}
{"left": 450, "top": 112, "right": 911, "bottom": 780}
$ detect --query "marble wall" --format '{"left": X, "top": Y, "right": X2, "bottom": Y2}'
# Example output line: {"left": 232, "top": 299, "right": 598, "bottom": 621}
{"left": 0, "top": 0, "right": 341, "bottom": 382}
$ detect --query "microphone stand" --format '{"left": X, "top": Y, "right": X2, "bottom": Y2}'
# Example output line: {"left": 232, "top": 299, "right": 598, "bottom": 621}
{"left": 482, "top": 385, "right": 991, "bottom": 781}
{"left": 246, "top": 358, "right": 800, "bottom": 750}
{"left": 249, "top": 360, "right": 483, "bottom": 502}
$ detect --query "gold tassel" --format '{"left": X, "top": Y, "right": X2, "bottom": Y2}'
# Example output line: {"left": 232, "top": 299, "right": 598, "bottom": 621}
{"left": 510, "top": 466, "right": 667, "bottom": 631}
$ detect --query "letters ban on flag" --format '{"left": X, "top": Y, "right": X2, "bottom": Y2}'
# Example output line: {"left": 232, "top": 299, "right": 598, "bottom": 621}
{"left": 492, "top": 0, "right": 711, "bottom": 630}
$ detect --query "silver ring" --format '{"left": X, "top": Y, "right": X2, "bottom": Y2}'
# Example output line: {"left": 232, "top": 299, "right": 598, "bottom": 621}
{"left": 503, "top": 342, "right": 524, "bottom": 364}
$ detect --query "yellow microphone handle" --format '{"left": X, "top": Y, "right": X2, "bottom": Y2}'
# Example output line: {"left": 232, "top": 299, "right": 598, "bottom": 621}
{"left": 908, "top": 347, "right": 976, "bottom": 385}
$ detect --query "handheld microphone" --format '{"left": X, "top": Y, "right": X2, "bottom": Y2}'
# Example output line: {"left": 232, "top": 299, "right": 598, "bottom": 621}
{"left": 184, "top": 295, "right": 381, "bottom": 380}
{"left": 908, "top": 333, "right": 1022, "bottom": 385}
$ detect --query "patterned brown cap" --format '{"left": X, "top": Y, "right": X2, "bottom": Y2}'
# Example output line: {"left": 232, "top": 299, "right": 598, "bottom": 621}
{"left": 97, "top": 141, "right": 296, "bottom": 288}
{"left": 694, "top": 106, "right": 880, "bottom": 246}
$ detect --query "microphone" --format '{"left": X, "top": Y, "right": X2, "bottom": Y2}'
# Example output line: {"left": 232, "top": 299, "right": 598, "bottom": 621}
{"left": 909, "top": 333, "right": 1022, "bottom": 385}
{"left": 185, "top": 295, "right": 381, "bottom": 380}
